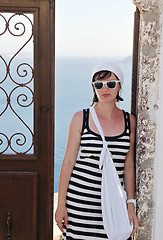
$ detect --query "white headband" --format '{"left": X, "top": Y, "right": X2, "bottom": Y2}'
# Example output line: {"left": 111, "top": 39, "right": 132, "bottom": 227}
{"left": 92, "top": 62, "right": 124, "bottom": 86}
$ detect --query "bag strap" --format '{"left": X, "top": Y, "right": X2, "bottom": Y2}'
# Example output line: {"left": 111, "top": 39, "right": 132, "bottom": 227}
{"left": 90, "top": 107, "right": 106, "bottom": 142}
{"left": 90, "top": 106, "right": 113, "bottom": 169}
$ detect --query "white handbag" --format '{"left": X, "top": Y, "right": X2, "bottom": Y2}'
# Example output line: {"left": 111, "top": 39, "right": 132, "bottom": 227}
{"left": 90, "top": 107, "right": 133, "bottom": 240}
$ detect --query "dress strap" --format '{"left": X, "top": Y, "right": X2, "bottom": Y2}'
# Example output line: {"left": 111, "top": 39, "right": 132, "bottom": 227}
{"left": 125, "top": 111, "right": 131, "bottom": 135}
{"left": 81, "top": 108, "right": 89, "bottom": 135}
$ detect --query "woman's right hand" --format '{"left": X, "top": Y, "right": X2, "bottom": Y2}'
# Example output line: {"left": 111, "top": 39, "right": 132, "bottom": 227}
{"left": 55, "top": 205, "right": 68, "bottom": 233}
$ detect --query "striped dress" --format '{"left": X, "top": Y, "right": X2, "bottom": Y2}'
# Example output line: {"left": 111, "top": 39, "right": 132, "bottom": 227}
{"left": 63, "top": 108, "right": 131, "bottom": 240}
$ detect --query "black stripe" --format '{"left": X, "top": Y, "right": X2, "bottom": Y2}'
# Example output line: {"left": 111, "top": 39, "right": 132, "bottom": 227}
{"left": 68, "top": 212, "right": 103, "bottom": 221}
{"left": 69, "top": 180, "right": 101, "bottom": 192}
{"left": 81, "top": 149, "right": 101, "bottom": 154}
{"left": 76, "top": 160, "right": 99, "bottom": 169}
{"left": 71, "top": 173, "right": 101, "bottom": 185}
{"left": 81, "top": 136, "right": 101, "bottom": 141}
{"left": 66, "top": 203, "right": 102, "bottom": 213}
{"left": 81, "top": 133, "right": 130, "bottom": 141}
{"left": 118, "top": 173, "right": 124, "bottom": 179}
{"left": 73, "top": 166, "right": 102, "bottom": 177}
{"left": 67, "top": 188, "right": 101, "bottom": 199}
{"left": 68, "top": 220, "right": 104, "bottom": 229}
{"left": 107, "top": 138, "right": 130, "bottom": 142}
{"left": 113, "top": 158, "right": 125, "bottom": 163}
{"left": 79, "top": 155, "right": 99, "bottom": 161}
{"left": 115, "top": 166, "right": 124, "bottom": 171}
{"left": 108, "top": 144, "right": 130, "bottom": 149}
{"left": 66, "top": 228, "right": 108, "bottom": 238}
{"left": 80, "top": 143, "right": 103, "bottom": 148}
{"left": 67, "top": 195, "right": 101, "bottom": 206}
{"left": 111, "top": 151, "right": 127, "bottom": 156}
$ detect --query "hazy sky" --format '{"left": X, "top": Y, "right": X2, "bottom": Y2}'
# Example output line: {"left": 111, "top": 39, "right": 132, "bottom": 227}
{"left": 56, "top": 0, "right": 136, "bottom": 58}
{"left": 0, "top": 13, "right": 33, "bottom": 55}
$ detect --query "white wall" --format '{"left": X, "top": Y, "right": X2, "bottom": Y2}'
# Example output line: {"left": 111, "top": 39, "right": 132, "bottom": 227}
{"left": 153, "top": 11, "right": 163, "bottom": 240}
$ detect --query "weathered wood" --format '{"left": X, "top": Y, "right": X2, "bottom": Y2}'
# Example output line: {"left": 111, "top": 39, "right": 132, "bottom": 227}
{"left": 131, "top": 7, "right": 140, "bottom": 116}
{"left": 0, "top": 1, "right": 54, "bottom": 239}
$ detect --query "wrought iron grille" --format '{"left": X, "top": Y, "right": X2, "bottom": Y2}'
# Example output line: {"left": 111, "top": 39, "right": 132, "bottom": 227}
{"left": 0, "top": 12, "right": 34, "bottom": 154}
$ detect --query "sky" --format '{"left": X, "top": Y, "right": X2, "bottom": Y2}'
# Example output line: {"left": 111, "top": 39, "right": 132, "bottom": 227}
{"left": 55, "top": 0, "right": 136, "bottom": 58}
{"left": 0, "top": 13, "right": 33, "bottom": 56}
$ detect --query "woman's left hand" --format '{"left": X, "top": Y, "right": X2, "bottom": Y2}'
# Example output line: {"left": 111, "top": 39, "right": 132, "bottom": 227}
{"left": 127, "top": 203, "right": 139, "bottom": 237}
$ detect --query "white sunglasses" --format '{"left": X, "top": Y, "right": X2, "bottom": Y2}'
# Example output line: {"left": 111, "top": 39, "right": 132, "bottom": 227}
{"left": 92, "top": 80, "right": 120, "bottom": 90}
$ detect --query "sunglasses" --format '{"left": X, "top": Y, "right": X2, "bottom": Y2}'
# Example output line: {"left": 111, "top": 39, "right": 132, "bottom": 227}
{"left": 92, "top": 80, "right": 120, "bottom": 90}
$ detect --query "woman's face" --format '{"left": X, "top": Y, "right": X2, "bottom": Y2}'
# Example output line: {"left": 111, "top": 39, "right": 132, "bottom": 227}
{"left": 93, "top": 72, "right": 121, "bottom": 103}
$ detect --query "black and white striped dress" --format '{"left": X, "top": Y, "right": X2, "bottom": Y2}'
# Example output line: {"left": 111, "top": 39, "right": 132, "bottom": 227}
{"left": 63, "top": 108, "right": 131, "bottom": 240}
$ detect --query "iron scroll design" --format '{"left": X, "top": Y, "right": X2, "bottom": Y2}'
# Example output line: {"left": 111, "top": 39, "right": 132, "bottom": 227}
{"left": 0, "top": 13, "right": 34, "bottom": 154}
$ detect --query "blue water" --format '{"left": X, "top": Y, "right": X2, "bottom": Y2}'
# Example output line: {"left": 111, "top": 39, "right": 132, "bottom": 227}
{"left": 54, "top": 56, "right": 132, "bottom": 192}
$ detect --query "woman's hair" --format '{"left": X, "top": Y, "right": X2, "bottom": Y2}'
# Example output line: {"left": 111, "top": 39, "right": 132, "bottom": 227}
{"left": 91, "top": 70, "right": 123, "bottom": 106}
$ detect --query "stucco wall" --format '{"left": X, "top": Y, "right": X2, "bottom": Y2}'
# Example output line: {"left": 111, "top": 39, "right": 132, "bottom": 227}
{"left": 153, "top": 9, "right": 163, "bottom": 239}
{"left": 132, "top": 0, "right": 163, "bottom": 239}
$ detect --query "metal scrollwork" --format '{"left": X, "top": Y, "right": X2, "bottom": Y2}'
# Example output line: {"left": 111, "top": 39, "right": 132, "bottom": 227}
{"left": 0, "top": 14, "right": 8, "bottom": 35}
{"left": 0, "top": 12, "right": 34, "bottom": 154}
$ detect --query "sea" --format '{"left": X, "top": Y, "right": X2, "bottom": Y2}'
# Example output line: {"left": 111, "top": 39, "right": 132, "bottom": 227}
{"left": 54, "top": 55, "right": 132, "bottom": 192}
{"left": 0, "top": 54, "right": 132, "bottom": 192}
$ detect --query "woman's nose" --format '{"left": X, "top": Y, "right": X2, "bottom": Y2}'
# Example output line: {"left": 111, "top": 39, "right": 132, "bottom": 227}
{"left": 102, "top": 83, "right": 108, "bottom": 91}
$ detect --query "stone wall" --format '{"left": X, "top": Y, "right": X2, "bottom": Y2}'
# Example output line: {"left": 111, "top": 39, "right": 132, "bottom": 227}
{"left": 132, "top": 0, "right": 163, "bottom": 239}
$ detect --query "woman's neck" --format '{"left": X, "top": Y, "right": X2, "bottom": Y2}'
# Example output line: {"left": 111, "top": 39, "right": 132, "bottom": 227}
{"left": 94, "top": 101, "right": 118, "bottom": 119}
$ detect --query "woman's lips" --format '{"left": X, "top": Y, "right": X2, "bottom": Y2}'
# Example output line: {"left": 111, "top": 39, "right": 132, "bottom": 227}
{"left": 102, "top": 94, "right": 110, "bottom": 97}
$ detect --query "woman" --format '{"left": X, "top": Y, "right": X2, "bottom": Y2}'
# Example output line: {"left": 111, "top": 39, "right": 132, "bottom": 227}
{"left": 55, "top": 62, "right": 139, "bottom": 239}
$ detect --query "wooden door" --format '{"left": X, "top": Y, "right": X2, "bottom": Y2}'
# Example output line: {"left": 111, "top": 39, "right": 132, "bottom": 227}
{"left": 0, "top": 1, "right": 54, "bottom": 239}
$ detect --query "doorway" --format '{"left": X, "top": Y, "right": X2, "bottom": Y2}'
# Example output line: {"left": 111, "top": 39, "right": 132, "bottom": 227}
{"left": 54, "top": 1, "right": 137, "bottom": 239}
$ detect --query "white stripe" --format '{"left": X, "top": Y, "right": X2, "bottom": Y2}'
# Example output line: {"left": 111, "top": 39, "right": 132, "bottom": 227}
{"left": 68, "top": 184, "right": 101, "bottom": 196}
{"left": 114, "top": 162, "right": 124, "bottom": 168}
{"left": 116, "top": 170, "right": 124, "bottom": 175}
{"left": 81, "top": 139, "right": 130, "bottom": 147}
{"left": 77, "top": 158, "right": 100, "bottom": 165}
{"left": 111, "top": 154, "right": 126, "bottom": 159}
{"left": 107, "top": 141, "right": 130, "bottom": 146}
{"left": 81, "top": 146, "right": 102, "bottom": 152}
{"left": 67, "top": 224, "right": 106, "bottom": 234}
{"left": 109, "top": 148, "right": 129, "bottom": 153}
{"left": 68, "top": 216, "right": 103, "bottom": 225}
{"left": 65, "top": 231, "right": 108, "bottom": 240}
{"left": 70, "top": 176, "right": 101, "bottom": 189}
{"left": 80, "top": 152, "right": 100, "bottom": 157}
{"left": 81, "top": 139, "right": 102, "bottom": 144}
{"left": 67, "top": 200, "right": 101, "bottom": 210}
{"left": 72, "top": 170, "right": 101, "bottom": 182}
{"left": 67, "top": 208, "right": 102, "bottom": 217}
{"left": 75, "top": 162, "right": 101, "bottom": 173}
{"left": 67, "top": 192, "right": 101, "bottom": 203}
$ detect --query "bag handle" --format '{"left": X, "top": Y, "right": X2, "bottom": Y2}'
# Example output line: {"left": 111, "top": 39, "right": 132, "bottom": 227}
{"left": 90, "top": 106, "right": 114, "bottom": 170}
{"left": 90, "top": 106, "right": 106, "bottom": 142}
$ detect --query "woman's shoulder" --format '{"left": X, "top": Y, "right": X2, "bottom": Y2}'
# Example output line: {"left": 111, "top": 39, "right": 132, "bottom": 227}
{"left": 72, "top": 108, "right": 89, "bottom": 120}
{"left": 72, "top": 110, "right": 83, "bottom": 121}
{"left": 70, "top": 110, "right": 86, "bottom": 132}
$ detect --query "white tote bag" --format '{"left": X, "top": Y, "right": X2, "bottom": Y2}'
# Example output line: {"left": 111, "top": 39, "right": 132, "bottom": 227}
{"left": 90, "top": 107, "right": 133, "bottom": 240}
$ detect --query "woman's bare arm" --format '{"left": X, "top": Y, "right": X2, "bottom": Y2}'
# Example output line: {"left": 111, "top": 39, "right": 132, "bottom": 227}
{"left": 55, "top": 111, "right": 83, "bottom": 232}
{"left": 124, "top": 114, "right": 136, "bottom": 199}
{"left": 124, "top": 114, "right": 139, "bottom": 236}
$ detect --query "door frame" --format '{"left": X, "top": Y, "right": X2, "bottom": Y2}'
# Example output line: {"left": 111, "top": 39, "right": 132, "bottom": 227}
{"left": 0, "top": 1, "right": 55, "bottom": 239}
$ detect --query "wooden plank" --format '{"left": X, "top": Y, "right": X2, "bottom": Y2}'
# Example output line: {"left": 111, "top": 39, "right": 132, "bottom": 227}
{"left": 131, "top": 7, "right": 140, "bottom": 116}
{"left": 0, "top": 172, "right": 38, "bottom": 240}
